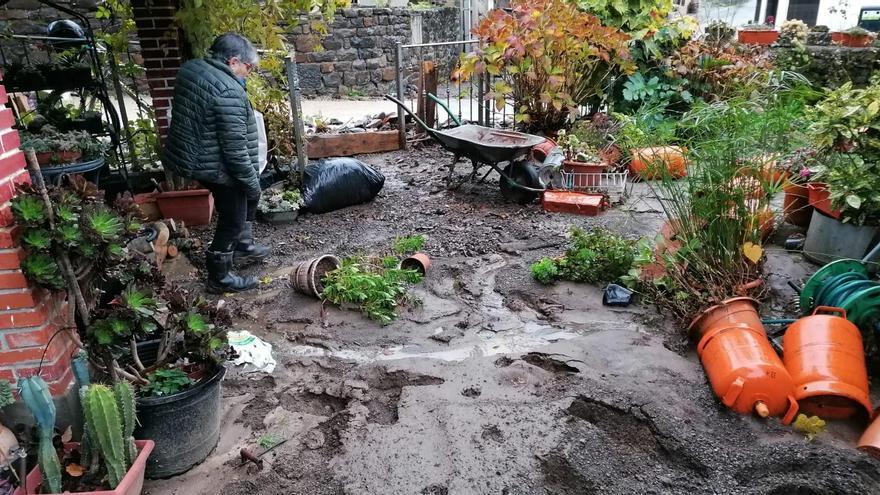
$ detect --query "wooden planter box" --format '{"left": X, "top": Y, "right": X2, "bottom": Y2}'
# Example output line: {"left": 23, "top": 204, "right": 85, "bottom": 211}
{"left": 738, "top": 30, "right": 779, "bottom": 45}
{"left": 307, "top": 130, "right": 400, "bottom": 159}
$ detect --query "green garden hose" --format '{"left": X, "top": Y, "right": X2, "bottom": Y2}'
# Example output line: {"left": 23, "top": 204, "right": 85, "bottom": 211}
{"left": 804, "top": 270, "right": 880, "bottom": 331}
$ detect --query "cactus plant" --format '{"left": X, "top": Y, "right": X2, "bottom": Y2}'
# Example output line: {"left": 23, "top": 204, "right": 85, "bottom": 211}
{"left": 18, "top": 376, "right": 62, "bottom": 493}
{"left": 83, "top": 384, "right": 128, "bottom": 488}
{"left": 113, "top": 381, "right": 138, "bottom": 465}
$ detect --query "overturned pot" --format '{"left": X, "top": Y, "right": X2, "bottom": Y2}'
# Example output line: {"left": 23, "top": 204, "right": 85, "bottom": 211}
{"left": 400, "top": 253, "right": 431, "bottom": 276}
{"left": 290, "top": 255, "right": 341, "bottom": 298}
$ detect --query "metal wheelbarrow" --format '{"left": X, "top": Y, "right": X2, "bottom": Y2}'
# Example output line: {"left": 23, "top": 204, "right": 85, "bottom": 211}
{"left": 385, "top": 94, "right": 556, "bottom": 203}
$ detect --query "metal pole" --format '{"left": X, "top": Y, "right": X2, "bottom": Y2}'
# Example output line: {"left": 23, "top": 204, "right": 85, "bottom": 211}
{"left": 285, "top": 52, "right": 308, "bottom": 179}
{"left": 395, "top": 42, "right": 407, "bottom": 150}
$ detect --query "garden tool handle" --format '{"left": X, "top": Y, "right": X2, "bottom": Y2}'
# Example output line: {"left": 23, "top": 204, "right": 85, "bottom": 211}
{"left": 812, "top": 306, "right": 847, "bottom": 319}
{"left": 862, "top": 241, "right": 880, "bottom": 264}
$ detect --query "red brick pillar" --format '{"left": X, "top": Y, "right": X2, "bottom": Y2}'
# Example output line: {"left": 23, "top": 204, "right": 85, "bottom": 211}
{"left": 0, "top": 76, "right": 76, "bottom": 398}
{"left": 131, "top": 0, "right": 185, "bottom": 141}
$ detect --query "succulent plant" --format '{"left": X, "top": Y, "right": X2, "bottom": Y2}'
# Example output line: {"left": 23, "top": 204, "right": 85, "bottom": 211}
{"left": 86, "top": 209, "right": 124, "bottom": 242}
{"left": 82, "top": 384, "right": 129, "bottom": 488}
{"left": 19, "top": 376, "right": 62, "bottom": 494}
{"left": 11, "top": 195, "right": 47, "bottom": 226}
{"left": 0, "top": 380, "right": 14, "bottom": 409}
{"left": 21, "top": 254, "right": 65, "bottom": 289}
{"left": 21, "top": 229, "right": 53, "bottom": 251}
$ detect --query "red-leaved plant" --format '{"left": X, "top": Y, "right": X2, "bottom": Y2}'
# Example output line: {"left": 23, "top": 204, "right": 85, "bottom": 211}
{"left": 454, "top": 0, "right": 634, "bottom": 133}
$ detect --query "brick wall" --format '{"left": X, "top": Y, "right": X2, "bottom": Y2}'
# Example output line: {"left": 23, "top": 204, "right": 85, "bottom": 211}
{"left": 131, "top": 0, "right": 184, "bottom": 140}
{"left": 0, "top": 73, "right": 76, "bottom": 398}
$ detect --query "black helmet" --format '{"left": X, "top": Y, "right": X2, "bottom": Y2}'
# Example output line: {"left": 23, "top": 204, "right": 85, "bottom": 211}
{"left": 47, "top": 20, "right": 85, "bottom": 48}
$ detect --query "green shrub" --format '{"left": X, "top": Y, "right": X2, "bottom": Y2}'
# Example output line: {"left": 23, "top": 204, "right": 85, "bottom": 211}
{"left": 530, "top": 258, "right": 559, "bottom": 284}
{"left": 531, "top": 228, "right": 635, "bottom": 285}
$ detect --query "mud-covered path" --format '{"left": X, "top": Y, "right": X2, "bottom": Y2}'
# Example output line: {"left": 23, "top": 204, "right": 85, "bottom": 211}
{"left": 144, "top": 145, "right": 880, "bottom": 495}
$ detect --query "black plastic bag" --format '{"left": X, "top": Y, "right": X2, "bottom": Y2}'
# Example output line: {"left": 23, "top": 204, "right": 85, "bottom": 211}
{"left": 301, "top": 158, "right": 385, "bottom": 214}
{"left": 602, "top": 284, "right": 634, "bottom": 307}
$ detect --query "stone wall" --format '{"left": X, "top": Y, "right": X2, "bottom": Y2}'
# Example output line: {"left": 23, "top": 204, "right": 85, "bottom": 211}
{"left": 774, "top": 43, "right": 880, "bottom": 89}
{"left": 291, "top": 6, "right": 462, "bottom": 97}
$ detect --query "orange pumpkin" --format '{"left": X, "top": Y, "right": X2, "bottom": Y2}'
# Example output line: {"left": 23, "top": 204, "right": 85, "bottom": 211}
{"left": 629, "top": 146, "right": 687, "bottom": 180}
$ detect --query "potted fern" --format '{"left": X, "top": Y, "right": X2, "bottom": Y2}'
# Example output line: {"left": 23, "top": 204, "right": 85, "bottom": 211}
{"left": 14, "top": 376, "right": 154, "bottom": 495}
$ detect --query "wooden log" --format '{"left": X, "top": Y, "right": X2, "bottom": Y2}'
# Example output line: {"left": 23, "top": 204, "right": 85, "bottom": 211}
{"left": 422, "top": 61, "right": 437, "bottom": 128}
{"left": 306, "top": 130, "right": 401, "bottom": 159}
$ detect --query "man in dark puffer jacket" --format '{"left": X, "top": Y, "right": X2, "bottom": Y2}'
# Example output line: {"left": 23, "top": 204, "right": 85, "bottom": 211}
{"left": 164, "top": 33, "right": 269, "bottom": 294}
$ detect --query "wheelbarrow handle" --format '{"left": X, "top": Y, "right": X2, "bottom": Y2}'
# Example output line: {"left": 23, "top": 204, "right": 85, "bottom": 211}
{"left": 384, "top": 94, "right": 436, "bottom": 134}
{"left": 427, "top": 93, "right": 462, "bottom": 126}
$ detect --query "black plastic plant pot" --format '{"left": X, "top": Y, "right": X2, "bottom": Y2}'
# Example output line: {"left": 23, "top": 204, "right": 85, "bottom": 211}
{"left": 133, "top": 341, "right": 227, "bottom": 479}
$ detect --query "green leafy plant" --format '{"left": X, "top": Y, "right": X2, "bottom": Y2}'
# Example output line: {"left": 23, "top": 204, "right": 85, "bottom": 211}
{"left": 577, "top": 0, "right": 675, "bottom": 39}
{"left": 142, "top": 368, "right": 195, "bottom": 397}
{"left": 0, "top": 380, "right": 14, "bottom": 409}
{"left": 530, "top": 257, "right": 559, "bottom": 284}
{"left": 632, "top": 84, "right": 810, "bottom": 321}
{"left": 393, "top": 235, "right": 426, "bottom": 255}
{"left": 322, "top": 257, "right": 423, "bottom": 324}
{"left": 455, "top": 0, "right": 634, "bottom": 132}
{"left": 11, "top": 195, "right": 47, "bottom": 226}
{"left": 705, "top": 20, "right": 735, "bottom": 44}
{"left": 845, "top": 26, "right": 871, "bottom": 36}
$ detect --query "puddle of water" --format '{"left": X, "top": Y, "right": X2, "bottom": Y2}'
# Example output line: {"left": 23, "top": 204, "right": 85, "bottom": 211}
{"left": 284, "top": 323, "right": 580, "bottom": 363}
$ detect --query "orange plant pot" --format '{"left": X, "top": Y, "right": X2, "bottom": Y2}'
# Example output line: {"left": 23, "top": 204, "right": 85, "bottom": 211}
{"left": 783, "top": 182, "right": 812, "bottom": 228}
{"left": 629, "top": 146, "right": 687, "bottom": 180}
{"left": 697, "top": 325, "right": 799, "bottom": 424}
{"left": 688, "top": 297, "right": 763, "bottom": 342}
{"left": 807, "top": 183, "right": 842, "bottom": 219}
{"left": 858, "top": 416, "right": 880, "bottom": 458}
{"left": 832, "top": 32, "right": 874, "bottom": 47}
{"left": 738, "top": 30, "right": 780, "bottom": 45}
{"left": 782, "top": 307, "right": 873, "bottom": 420}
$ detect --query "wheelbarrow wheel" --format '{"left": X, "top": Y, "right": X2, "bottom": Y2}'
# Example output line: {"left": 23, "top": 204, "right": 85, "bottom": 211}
{"left": 500, "top": 161, "right": 541, "bottom": 205}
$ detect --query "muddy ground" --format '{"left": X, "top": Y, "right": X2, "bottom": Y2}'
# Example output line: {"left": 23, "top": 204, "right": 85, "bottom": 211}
{"left": 144, "top": 145, "right": 880, "bottom": 495}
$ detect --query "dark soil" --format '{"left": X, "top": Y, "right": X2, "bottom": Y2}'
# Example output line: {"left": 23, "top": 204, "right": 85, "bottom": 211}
{"left": 145, "top": 145, "right": 880, "bottom": 495}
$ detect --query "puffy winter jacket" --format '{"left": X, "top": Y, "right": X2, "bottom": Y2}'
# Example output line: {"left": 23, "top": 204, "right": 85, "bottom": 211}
{"left": 163, "top": 58, "right": 261, "bottom": 198}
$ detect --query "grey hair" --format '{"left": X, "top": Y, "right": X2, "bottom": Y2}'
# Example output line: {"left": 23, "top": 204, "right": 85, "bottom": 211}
{"left": 209, "top": 33, "right": 259, "bottom": 65}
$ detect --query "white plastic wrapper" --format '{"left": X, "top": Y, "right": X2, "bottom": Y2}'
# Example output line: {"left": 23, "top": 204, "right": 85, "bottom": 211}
{"left": 228, "top": 330, "right": 276, "bottom": 374}
{"left": 254, "top": 110, "right": 268, "bottom": 174}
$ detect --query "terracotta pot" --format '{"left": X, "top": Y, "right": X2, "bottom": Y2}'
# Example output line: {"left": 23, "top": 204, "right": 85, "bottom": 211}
{"left": 400, "top": 253, "right": 431, "bottom": 276}
{"left": 134, "top": 192, "right": 162, "bottom": 221}
{"left": 35, "top": 149, "right": 82, "bottom": 166}
{"left": 688, "top": 297, "right": 763, "bottom": 342}
{"left": 697, "top": 325, "right": 799, "bottom": 424}
{"left": 563, "top": 159, "right": 606, "bottom": 187}
{"left": 531, "top": 138, "right": 557, "bottom": 162}
{"left": 629, "top": 146, "right": 687, "bottom": 180}
{"left": 783, "top": 182, "right": 812, "bottom": 228}
{"left": 832, "top": 31, "right": 874, "bottom": 47}
{"left": 806, "top": 183, "right": 841, "bottom": 219}
{"left": 14, "top": 440, "right": 154, "bottom": 495}
{"left": 858, "top": 416, "right": 880, "bottom": 458}
{"left": 783, "top": 307, "right": 872, "bottom": 420}
{"left": 737, "top": 29, "right": 780, "bottom": 45}
{"left": 155, "top": 189, "right": 214, "bottom": 226}
{"left": 290, "top": 255, "right": 341, "bottom": 298}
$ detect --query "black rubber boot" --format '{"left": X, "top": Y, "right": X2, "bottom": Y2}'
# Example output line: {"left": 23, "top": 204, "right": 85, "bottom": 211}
{"left": 206, "top": 250, "right": 258, "bottom": 294}
{"left": 234, "top": 222, "right": 270, "bottom": 265}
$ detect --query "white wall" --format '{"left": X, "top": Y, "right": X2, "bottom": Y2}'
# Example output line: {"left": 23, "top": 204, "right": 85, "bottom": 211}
{"left": 774, "top": 0, "right": 875, "bottom": 30}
